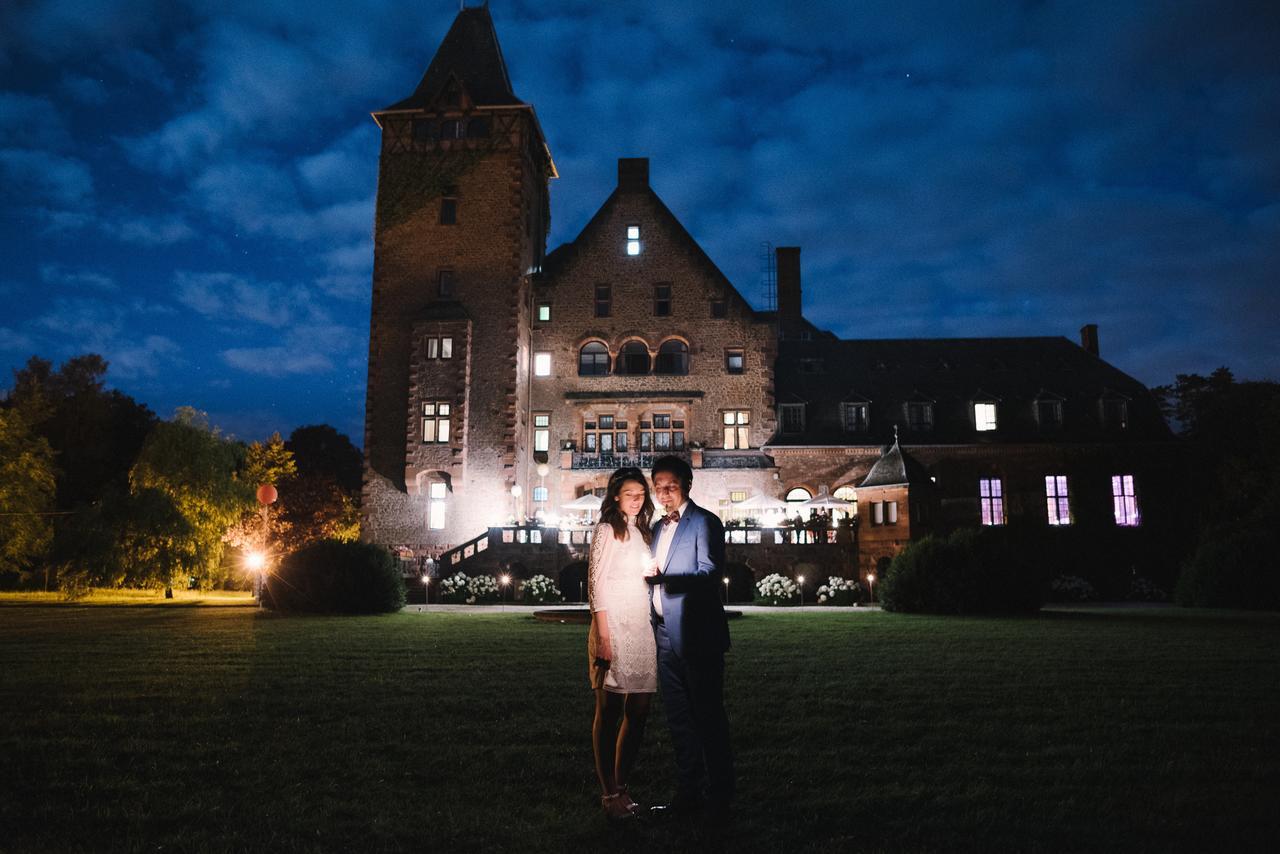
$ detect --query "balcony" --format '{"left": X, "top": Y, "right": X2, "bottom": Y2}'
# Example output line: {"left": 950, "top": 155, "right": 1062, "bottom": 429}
{"left": 570, "top": 451, "right": 689, "bottom": 470}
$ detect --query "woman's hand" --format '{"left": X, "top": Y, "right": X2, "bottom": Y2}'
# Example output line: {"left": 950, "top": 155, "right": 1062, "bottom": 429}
{"left": 644, "top": 557, "right": 660, "bottom": 577}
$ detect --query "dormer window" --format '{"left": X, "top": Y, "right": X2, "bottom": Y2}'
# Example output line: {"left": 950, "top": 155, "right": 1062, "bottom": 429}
{"left": 779, "top": 403, "right": 806, "bottom": 434}
{"left": 1102, "top": 397, "right": 1129, "bottom": 430}
{"left": 1036, "top": 398, "right": 1064, "bottom": 430}
{"left": 906, "top": 402, "right": 933, "bottom": 432}
{"left": 626, "top": 225, "right": 641, "bottom": 256}
{"left": 841, "top": 402, "right": 869, "bottom": 433}
{"left": 974, "top": 402, "right": 998, "bottom": 432}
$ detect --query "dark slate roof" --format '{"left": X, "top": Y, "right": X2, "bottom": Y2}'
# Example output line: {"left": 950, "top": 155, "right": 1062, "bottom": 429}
{"left": 380, "top": 7, "right": 523, "bottom": 112}
{"left": 769, "top": 335, "right": 1172, "bottom": 445}
{"left": 859, "top": 439, "right": 930, "bottom": 487}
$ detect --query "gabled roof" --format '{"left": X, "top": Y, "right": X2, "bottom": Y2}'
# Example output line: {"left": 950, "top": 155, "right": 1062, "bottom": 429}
{"left": 380, "top": 6, "right": 523, "bottom": 112}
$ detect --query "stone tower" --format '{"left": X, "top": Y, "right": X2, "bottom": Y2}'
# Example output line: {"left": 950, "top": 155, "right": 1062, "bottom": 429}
{"left": 362, "top": 6, "right": 556, "bottom": 556}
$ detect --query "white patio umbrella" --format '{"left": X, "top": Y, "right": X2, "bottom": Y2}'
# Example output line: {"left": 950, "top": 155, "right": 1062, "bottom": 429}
{"left": 799, "top": 494, "right": 856, "bottom": 512}
{"left": 561, "top": 494, "right": 603, "bottom": 511}
{"left": 733, "top": 493, "right": 789, "bottom": 512}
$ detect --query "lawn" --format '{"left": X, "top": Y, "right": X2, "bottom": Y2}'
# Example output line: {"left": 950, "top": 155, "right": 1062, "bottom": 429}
{"left": 1, "top": 603, "right": 1277, "bottom": 852}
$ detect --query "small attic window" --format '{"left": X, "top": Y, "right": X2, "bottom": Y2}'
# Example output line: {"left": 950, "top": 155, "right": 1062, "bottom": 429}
{"left": 626, "top": 225, "right": 641, "bottom": 256}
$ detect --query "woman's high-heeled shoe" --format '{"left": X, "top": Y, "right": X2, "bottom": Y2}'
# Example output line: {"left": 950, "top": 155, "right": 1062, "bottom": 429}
{"left": 615, "top": 784, "right": 641, "bottom": 815}
{"left": 601, "top": 792, "right": 637, "bottom": 821}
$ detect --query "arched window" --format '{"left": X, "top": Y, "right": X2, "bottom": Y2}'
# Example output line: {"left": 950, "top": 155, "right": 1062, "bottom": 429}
{"left": 578, "top": 342, "right": 610, "bottom": 376}
{"left": 615, "top": 341, "right": 650, "bottom": 375}
{"left": 785, "top": 487, "right": 812, "bottom": 504}
{"left": 654, "top": 339, "right": 689, "bottom": 375}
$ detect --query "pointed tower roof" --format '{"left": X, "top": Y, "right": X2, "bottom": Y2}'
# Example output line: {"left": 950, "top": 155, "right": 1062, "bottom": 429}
{"left": 859, "top": 434, "right": 929, "bottom": 489}
{"left": 381, "top": 5, "right": 523, "bottom": 112}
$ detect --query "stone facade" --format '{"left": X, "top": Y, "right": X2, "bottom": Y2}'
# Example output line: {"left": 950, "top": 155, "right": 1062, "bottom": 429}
{"left": 363, "top": 8, "right": 1184, "bottom": 586}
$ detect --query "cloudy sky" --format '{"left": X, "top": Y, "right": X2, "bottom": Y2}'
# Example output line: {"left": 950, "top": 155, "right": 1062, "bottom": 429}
{"left": 2, "top": 0, "right": 1277, "bottom": 443}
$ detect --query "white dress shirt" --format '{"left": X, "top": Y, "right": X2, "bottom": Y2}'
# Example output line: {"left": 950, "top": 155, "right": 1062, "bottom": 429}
{"left": 652, "top": 501, "right": 687, "bottom": 618}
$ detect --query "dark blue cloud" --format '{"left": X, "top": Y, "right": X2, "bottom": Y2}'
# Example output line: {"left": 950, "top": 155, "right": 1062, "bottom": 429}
{"left": 1, "top": 0, "right": 1277, "bottom": 444}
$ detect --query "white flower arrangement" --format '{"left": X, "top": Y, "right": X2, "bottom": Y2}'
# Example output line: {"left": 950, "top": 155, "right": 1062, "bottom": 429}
{"left": 816, "top": 575, "right": 861, "bottom": 606}
{"left": 466, "top": 573, "right": 502, "bottom": 604}
{"left": 521, "top": 574, "right": 563, "bottom": 604}
{"left": 755, "top": 573, "right": 800, "bottom": 606}
{"left": 439, "top": 572, "right": 471, "bottom": 604}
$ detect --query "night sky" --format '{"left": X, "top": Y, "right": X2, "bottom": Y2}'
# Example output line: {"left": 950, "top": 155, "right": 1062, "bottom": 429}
{"left": 2, "top": 1, "right": 1277, "bottom": 444}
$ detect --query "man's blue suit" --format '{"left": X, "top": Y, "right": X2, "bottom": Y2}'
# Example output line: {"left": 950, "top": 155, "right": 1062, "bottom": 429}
{"left": 649, "top": 500, "right": 734, "bottom": 806}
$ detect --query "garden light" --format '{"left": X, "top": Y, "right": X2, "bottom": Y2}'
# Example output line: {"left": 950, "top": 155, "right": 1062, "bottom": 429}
{"left": 245, "top": 551, "right": 266, "bottom": 572}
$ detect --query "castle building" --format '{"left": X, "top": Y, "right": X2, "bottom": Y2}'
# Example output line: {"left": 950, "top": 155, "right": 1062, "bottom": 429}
{"left": 363, "top": 7, "right": 1181, "bottom": 584}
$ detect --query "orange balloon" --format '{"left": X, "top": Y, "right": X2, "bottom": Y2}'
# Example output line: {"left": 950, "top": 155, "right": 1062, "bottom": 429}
{"left": 256, "top": 484, "right": 278, "bottom": 505}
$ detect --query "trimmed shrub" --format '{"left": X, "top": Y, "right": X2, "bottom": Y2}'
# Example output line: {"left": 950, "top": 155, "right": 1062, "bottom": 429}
{"left": 1175, "top": 523, "right": 1280, "bottom": 610}
{"left": 1049, "top": 575, "right": 1097, "bottom": 603}
{"left": 880, "top": 528, "right": 1046, "bottom": 615}
{"left": 816, "top": 576, "right": 861, "bottom": 606}
{"left": 755, "top": 573, "right": 800, "bottom": 606}
{"left": 264, "top": 540, "right": 404, "bottom": 614}
{"left": 521, "top": 574, "right": 563, "bottom": 604}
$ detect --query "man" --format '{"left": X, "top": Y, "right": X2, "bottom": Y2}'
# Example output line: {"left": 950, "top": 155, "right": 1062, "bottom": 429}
{"left": 646, "top": 455, "right": 733, "bottom": 819}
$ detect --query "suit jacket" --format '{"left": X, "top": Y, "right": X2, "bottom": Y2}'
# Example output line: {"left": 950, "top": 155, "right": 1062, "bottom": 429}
{"left": 650, "top": 499, "right": 730, "bottom": 659}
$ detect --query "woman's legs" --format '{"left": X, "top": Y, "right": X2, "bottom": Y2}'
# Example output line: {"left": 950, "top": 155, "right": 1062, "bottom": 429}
{"left": 592, "top": 689, "right": 624, "bottom": 795}
{"left": 614, "top": 692, "right": 653, "bottom": 794}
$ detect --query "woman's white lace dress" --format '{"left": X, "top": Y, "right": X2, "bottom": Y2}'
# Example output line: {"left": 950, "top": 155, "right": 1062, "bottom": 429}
{"left": 587, "top": 520, "right": 658, "bottom": 693}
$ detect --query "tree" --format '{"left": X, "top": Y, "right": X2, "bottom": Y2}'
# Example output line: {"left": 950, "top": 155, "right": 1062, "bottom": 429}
{"left": 286, "top": 425, "right": 362, "bottom": 495}
{"left": 0, "top": 407, "right": 56, "bottom": 586}
{"left": 128, "top": 408, "right": 253, "bottom": 590}
{"left": 242, "top": 432, "right": 297, "bottom": 488}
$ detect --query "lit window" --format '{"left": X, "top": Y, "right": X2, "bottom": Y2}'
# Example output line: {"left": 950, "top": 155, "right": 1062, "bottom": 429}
{"left": 780, "top": 404, "right": 805, "bottom": 434}
{"left": 428, "top": 481, "right": 447, "bottom": 529}
{"left": 626, "top": 225, "right": 641, "bottom": 255}
{"left": 582, "top": 416, "right": 629, "bottom": 456}
{"left": 723, "top": 411, "right": 750, "bottom": 449}
{"left": 534, "top": 352, "right": 551, "bottom": 377}
{"left": 441, "top": 337, "right": 452, "bottom": 359}
{"left": 730, "top": 490, "right": 747, "bottom": 503}
{"left": 833, "top": 486, "right": 858, "bottom": 517}
{"left": 1112, "top": 475, "right": 1140, "bottom": 526}
{"left": 426, "top": 337, "right": 437, "bottom": 359}
{"left": 979, "top": 478, "right": 1005, "bottom": 526}
{"left": 841, "top": 402, "right": 868, "bottom": 432}
{"left": 975, "top": 402, "right": 998, "bottom": 432}
{"left": 786, "top": 487, "right": 811, "bottom": 505}
{"left": 426, "top": 336, "right": 453, "bottom": 360}
{"left": 1045, "top": 475, "right": 1071, "bottom": 526}
{"left": 533, "top": 486, "right": 548, "bottom": 503}
{"left": 725, "top": 348, "right": 744, "bottom": 374}
{"left": 907, "top": 402, "right": 933, "bottom": 432}
{"left": 616, "top": 341, "right": 650, "bottom": 375}
{"left": 654, "top": 283, "right": 671, "bottom": 316}
{"left": 644, "top": 414, "right": 683, "bottom": 451}
{"left": 654, "top": 340, "right": 688, "bottom": 375}
{"left": 422, "top": 402, "right": 451, "bottom": 444}
{"left": 594, "top": 284, "right": 611, "bottom": 317}
{"left": 871, "top": 500, "right": 898, "bottom": 526}
{"left": 536, "top": 303, "right": 551, "bottom": 322}
{"left": 533, "top": 413, "right": 550, "bottom": 453}
{"left": 578, "top": 342, "right": 610, "bottom": 376}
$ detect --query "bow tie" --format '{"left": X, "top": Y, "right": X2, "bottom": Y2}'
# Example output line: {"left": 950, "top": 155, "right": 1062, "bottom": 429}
{"left": 663, "top": 511, "right": 680, "bottom": 525}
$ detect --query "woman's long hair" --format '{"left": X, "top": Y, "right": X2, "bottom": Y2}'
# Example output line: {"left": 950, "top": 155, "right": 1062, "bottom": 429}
{"left": 598, "top": 467, "right": 654, "bottom": 545}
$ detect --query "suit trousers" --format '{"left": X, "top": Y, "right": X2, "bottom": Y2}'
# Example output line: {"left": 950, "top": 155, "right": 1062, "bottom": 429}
{"left": 653, "top": 620, "right": 734, "bottom": 805}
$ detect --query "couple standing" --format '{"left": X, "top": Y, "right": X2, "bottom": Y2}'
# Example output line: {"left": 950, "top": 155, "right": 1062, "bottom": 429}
{"left": 586, "top": 455, "right": 733, "bottom": 822}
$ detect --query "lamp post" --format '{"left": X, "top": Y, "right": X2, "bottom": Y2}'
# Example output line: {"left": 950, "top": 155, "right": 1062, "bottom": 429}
{"left": 866, "top": 573, "right": 876, "bottom": 604}
{"left": 500, "top": 574, "right": 511, "bottom": 612}
{"left": 723, "top": 576, "right": 730, "bottom": 604}
{"left": 510, "top": 484, "right": 523, "bottom": 525}
{"left": 421, "top": 574, "right": 431, "bottom": 609}
{"left": 797, "top": 574, "right": 805, "bottom": 606}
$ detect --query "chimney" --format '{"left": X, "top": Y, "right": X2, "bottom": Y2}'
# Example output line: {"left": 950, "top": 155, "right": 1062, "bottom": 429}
{"left": 617, "top": 158, "right": 649, "bottom": 192}
{"left": 776, "top": 246, "right": 801, "bottom": 333}
{"left": 1080, "top": 323, "right": 1099, "bottom": 356}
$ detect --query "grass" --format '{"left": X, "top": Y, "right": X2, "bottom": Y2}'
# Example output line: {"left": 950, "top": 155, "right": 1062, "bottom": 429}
{"left": 1, "top": 605, "right": 1277, "bottom": 852}
{"left": 0, "top": 588, "right": 255, "bottom": 606}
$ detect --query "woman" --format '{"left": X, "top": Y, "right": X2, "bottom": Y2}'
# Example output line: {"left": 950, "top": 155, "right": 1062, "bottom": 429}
{"left": 588, "top": 467, "right": 658, "bottom": 820}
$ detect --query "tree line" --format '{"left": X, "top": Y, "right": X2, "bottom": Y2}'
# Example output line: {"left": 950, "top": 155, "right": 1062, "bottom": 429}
{"left": 1, "top": 354, "right": 362, "bottom": 596}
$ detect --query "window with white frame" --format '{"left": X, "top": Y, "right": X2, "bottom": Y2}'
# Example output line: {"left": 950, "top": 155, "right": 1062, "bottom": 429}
{"left": 425, "top": 336, "right": 453, "bottom": 359}
{"left": 583, "top": 415, "right": 629, "bottom": 455}
{"left": 533, "top": 486, "right": 548, "bottom": 503}
{"left": 533, "top": 413, "right": 550, "bottom": 453}
{"left": 975, "top": 402, "right": 998, "bottom": 432}
{"left": 626, "top": 225, "right": 641, "bottom": 256}
{"left": 1112, "top": 475, "right": 1139, "bottom": 526}
{"left": 536, "top": 302, "right": 551, "bottom": 322}
{"left": 979, "top": 477, "right": 1005, "bottom": 526}
{"left": 533, "top": 352, "right": 552, "bottom": 377}
{"left": 730, "top": 490, "right": 748, "bottom": 503}
{"left": 871, "top": 500, "right": 898, "bottom": 526}
{"left": 428, "top": 481, "right": 447, "bottom": 529}
{"left": 1045, "top": 475, "right": 1071, "bottom": 526}
{"left": 725, "top": 348, "right": 744, "bottom": 374}
{"left": 841, "top": 402, "right": 869, "bottom": 432}
{"left": 640, "top": 414, "right": 683, "bottom": 451}
{"left": 723, "top": 410, "right": 749, "bottom": 449}
{"left": 833, "top": 486, "right": 858, "bottom": 517}
{"left": 422, "top": 402, "right": 451, "bottom": 443}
